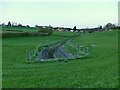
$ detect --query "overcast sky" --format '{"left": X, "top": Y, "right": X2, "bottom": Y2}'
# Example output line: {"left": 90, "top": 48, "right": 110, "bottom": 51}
{"left": 0, "top": 0, "right": 119, "bottom": 28}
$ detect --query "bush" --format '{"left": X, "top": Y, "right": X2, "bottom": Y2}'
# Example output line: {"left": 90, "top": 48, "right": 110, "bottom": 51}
{"left": 38, "top": 28, "right": 53, "bottom": 35}
{"left": 2, "top": 32, "right": 32, "bottom": 38}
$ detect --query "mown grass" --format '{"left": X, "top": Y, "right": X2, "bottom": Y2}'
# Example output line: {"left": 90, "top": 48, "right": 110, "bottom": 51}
{"left": 2, "top": 30, "right": 118, "bottom": 88}
{"left": 0, "top": 38, "right": 2, "bottom": 89}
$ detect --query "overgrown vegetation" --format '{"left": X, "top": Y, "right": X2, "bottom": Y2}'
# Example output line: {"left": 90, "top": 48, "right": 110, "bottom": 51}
{"left": 1, "top": 26, "right": 38, "bottom": 32}
{"left": 2, "top": 32, "right": 33, "bottom": 38}
{"left": 1, "top": 26, "right": 55, "bottom": 38}
{"left": 38, "top": 28, "right": 53, "bottom": 35}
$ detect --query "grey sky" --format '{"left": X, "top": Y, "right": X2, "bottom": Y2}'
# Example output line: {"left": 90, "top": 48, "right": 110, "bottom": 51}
{"left": 0, "top": 0, "right": 119, "bottom": 28}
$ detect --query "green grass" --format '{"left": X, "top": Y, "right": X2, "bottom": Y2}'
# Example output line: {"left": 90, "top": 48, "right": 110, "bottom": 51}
{"left": 53, "top": 31, "right": 78, "bottom": 37}
{"left": 0, "top": 38, "right": 2, "bottom": 89}
{"left": 2, "top": 26, "right": 38, "bottom": 32}
{"left": 2, "top": 30, "right": 118, "bottom": 88}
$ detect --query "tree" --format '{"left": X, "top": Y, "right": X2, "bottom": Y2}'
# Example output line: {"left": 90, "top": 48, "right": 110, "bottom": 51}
{"left": 67, "top": 28, "right": 71, "bottom": 32}
{"left": 99, "top": 26, "right": 102, "bottom": 29}
{"left": 17, "top": 23, "right": 22, "bottom": 27}
{"left": 35, "top": 24, "right": 39, "bottom": 28}
{"left": 8, "top": 21, "right": 11, "bottom": 26}
{"left": 104, "top": 23, "right": 116, "bottom": 30}
{"left": 73, "top": 26, "right": 77, "bottom": 32}
{"left": 2, "top": 23, "right": 5, "bottom": 26}
{"left": 48, "top": 25, "right": 53, "bottom": 28}
{"left": 26, "top": 25, "right": 30, "bottom": 27}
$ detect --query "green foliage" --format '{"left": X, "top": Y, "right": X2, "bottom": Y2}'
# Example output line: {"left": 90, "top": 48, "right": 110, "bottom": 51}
{"left": 104, "top": 23, "right": 116, "bottom": 30}
{"left": 2, "top": 26, "right": 38, "bottom": 32}
{"left": 7, "top": 21, "right": 11, "bottom": 26}
{"left": 2, "top": 32, "right": 33, "bottom": 38}
{"left": 2, "top": 26, "right": 55, "bottom": 38}
{"left": 38, "top": 28, "right": 53, "bottom": 35}
{"left": 2, "top": 30, "right": 118, "bottom": 88}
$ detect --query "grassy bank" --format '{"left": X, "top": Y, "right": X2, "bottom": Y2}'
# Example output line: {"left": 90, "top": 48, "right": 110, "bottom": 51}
{"left": 2, "top": 30, "right": 118, "bottom": 88}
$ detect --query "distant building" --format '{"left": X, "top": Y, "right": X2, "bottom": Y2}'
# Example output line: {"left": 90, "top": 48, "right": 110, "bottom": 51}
{"left": 53, "top": 27, "right": 65, "bottom": 31}
{"left": 12, "top": 22, "right": 17, "bottom": 26}
{"left": 39, "top": 26, "right": 44, "bottom": 28}
{"left": 80, "top": 27, "right": 102, "bottom": 33}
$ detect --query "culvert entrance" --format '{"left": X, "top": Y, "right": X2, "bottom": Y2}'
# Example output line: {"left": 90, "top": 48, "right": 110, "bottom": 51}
{"left": 26, "top": 34, "right": 90, "bottom": 62}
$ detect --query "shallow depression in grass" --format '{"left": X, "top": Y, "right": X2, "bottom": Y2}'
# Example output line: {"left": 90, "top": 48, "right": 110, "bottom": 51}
{"left": 2, "top": 30, "right": 118, "bottom": 88}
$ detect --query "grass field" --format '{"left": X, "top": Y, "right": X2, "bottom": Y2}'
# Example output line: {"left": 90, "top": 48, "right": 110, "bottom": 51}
{"left": 2, "top": 30, "right": 118, "bottom": 88}
{"left": 1, "top": 26, "right": 38, "bottom": 32}
{"left": 0, "top": 37, "right": 2, "bottom": 89}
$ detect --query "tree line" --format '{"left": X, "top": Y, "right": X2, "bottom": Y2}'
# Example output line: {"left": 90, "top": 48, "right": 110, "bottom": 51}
{"left": 1, "top": 21, "right": 120, "bottom": 32}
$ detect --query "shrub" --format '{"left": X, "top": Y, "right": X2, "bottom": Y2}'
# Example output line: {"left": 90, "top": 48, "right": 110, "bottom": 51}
{"left": 2, "top": 32, "right": 32, "bottom": 38}
{"left": 38, "top": 28, "right": 53, "bottom": 35}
